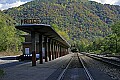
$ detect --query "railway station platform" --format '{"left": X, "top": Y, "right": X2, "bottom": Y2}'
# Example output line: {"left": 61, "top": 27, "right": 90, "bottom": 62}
{"left": 0, "top": 54, "right": 72, "bottom": 80}
{"left": 15, "top": 23, "right": 70, "bottom": 66}
{"left": 0, "top": 53, "right": 113, "bottom": 80}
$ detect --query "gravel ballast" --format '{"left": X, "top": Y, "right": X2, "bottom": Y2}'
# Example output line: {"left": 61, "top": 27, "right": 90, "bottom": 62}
{"left": 81, "top": 54, "right": 120, "bottom": 80}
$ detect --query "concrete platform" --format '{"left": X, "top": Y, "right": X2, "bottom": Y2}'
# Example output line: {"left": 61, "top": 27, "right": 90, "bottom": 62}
{"left": 0, "top": 54, "right": 72, "bottom": 80}
{"left": 0, "top": 53, "right": 113, "bottom": 80}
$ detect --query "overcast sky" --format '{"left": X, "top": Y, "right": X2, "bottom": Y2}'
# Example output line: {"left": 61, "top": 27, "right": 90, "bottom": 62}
{"left": 0, "top": 0, "right": 120, "bottom": 10}
{"left": 0, "top": 0, "right": 32, "bottom": 10}
{"left": 90, "top": 0, "right": 120, "bottom": 5}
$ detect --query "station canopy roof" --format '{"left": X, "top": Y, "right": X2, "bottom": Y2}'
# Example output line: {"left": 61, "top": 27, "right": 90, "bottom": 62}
{"left": 15, "top": 24, "right": 70, "bottom": 48}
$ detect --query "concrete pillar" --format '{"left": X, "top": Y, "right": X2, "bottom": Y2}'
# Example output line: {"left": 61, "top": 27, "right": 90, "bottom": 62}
{"left": 61, "top": 47, "right": 63, "bottom": 56}
{"left": 31, "top": 31, "right": 36, "bottom": 66}
{"left": 63, "top": 47, "right": 64, "bottom": 56}
{"left": 57, "top": 43, "right": 59, "bottom": 58}
{"left": 56, "top": 42, "right": 58, "bottom": 58}
{"left": 39, "top": 34, "right": 43, "bottom": 64}
{"left": 58, "top": 43, "right": 60, "bottom": 57}
{"left": 66, "top": 48, "right": 68, "bottom": 54}
{"left": 67, "top": 48, "right": 69, "bottom": 54}
{"left": 51, "top": 40, "right": 54, "bottom": 60}
{"left": 63, "top": 47, "right": 65, "bottom": 56}
{"left": 60, "top": 45, "right": 61, "bottom": 57}
{"left": 48, "top": 38, "right": 51, "bottom": 61}
{"left": 44, "top": 37, "right": 48, "bottom": 62}
{"left": 65, "top": 48, "right": 67, "bottom": 55}
{"left": 64, "top": 48, "right": 66, "bottom": 55}
{"left": 54, "top": 41, "right": 56, "bottom": 59}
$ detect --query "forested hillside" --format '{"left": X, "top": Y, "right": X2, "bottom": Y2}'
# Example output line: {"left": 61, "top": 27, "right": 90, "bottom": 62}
{"left": 4, "top": 0, "right": 120, "bottom": 43}
{"left": 1, "top": 0, "right": 120, "bottom": 54}
{"left": 0, "top": 11, "right": 23, "bottom": 52}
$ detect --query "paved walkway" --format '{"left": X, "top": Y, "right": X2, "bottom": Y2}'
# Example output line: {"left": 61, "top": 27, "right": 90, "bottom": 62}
{"left": 0, "top": 53, "right": 113, "bottom": 80}
{"left": 0, "top": 56, "right": 30, "bottom": 69}
{"left": 0, "top": 54, "right": 72, "bottom": 80}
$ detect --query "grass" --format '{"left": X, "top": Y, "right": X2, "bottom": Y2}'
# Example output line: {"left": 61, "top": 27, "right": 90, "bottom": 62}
{"left": 0, "top": 69, "right": 4, "bottom": 77}
{"left": 0, "top": 51, "right": 22, "bottom": 56}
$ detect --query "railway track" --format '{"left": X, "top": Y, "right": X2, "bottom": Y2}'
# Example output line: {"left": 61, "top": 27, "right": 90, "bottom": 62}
{"left": 57, "top": 53, "right": 94, "bottom": 80}
{"left": 86, "top": 54, "right": 120, "bottom": 68}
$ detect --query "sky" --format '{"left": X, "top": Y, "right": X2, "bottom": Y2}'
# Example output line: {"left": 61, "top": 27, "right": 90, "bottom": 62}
{"left": 90, "top": 0, "right": 120, "bottom": 5}
{"left": 0, "top": 0, "right": 32, "bottom": 10}
{"left": 0, "top": 0, "right": 120, "bottom": 10}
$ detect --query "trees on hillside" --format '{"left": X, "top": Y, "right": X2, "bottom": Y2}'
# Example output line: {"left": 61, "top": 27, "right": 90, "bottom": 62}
{"left": 0, "top": 13, "right": 23, "bottom": 52}
{"left": 85, "top": 21, "right": 120, "bottom": 55}
{"left": 51, "top": 23, "right": 70, "bottom": 41}
{"left": 4, "top": 0, "right": 117, "bottom": 41}
{"left": 111, "top": 21, "right": 120, "bottom": 53}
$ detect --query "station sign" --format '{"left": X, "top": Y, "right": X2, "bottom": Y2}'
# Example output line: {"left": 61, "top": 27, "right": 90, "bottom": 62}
{"left": 21, "top": 19, "right": 40, "bottom": 24}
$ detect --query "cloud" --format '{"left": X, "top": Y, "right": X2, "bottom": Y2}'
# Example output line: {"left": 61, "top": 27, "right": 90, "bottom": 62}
{"left": 0, "top": 0, "right": 119, "bottom": 11}
{"left": 0, "top": 0, "right": 16, "bottom": 4}
{"left": 0, "top": 0, "right": 28, "bottom": 10}
{"left": 89, "top": 0, "right": 120, "bottom": 5}
{"left": 0, "top": 4, "right": 2, "bottom": 8}
{"left": 114, "top": 1, "right": 120, "bottom": 5}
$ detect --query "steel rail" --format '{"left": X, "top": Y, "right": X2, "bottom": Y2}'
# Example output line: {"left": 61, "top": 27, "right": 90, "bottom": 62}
{"left": 57, "top": 55, "right": 73, "bottom": 80}
{"left": 88, "top": 55, "right": 120, "bottom": 67}
{"left": 78, "top": 54, "right": 94, "bottom": 80}
{"left": 57, "top": 53, "right": 94, "bottom": 80}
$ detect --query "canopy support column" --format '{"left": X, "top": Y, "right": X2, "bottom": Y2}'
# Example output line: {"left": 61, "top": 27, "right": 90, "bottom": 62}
{"left": 57, "top": 43, "right": 60, "bottom": 58}
{"left": 31, "top": 31, "right": 36, "bottom": 66}
{"left": 48, "top": 38, "right": 51, "bottom": 61}
{"left": 56, "top": 42, "right": 58, "bottom": 58}
{"left": 39, "top": 34, "right": 43, "bottom": 64}
{"left": 60, "top": 45, "right": 61, "bottom": 57}
{"left": 51, "top": 40, "right": 54, "bottom": 60}
{"left": 44, "top": 37, "right": 48, "bottom": 62}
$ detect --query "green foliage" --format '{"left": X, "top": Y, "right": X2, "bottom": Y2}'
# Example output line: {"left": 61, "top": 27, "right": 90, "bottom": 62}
{"left": 1, "top": 0, "right": 120, "bottom": 54}
{"left": 0, "top": 12, "right": 23, "bottom": 52}
{"left": 110, "top": 21, "right": 120, "bottom": 53}
{"left": 111, "top": 21, "right": 120, "bottom": 37}
{"left": 94, "top": 50, "right": 102, "bottom": 54}
{"left": 51, "top": 24, "right": 70, "bottom": 41}
{"left": 3, "top": 0, "right": 120, "bottom": 42}
{"left": 86, "top": 21, "right": 120, "bottom": 54}
{"left": 75, "top": 38, "right": 89, "bottom": 52}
